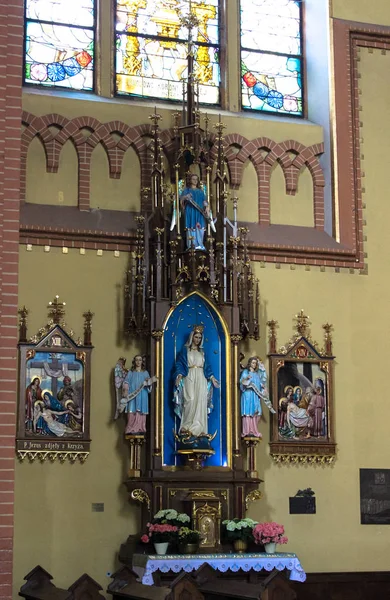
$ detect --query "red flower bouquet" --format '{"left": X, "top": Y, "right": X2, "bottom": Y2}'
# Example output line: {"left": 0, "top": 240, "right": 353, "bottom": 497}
{"left": 142, "top": 522, "right": 178, "bottom": 544}
{"left": 252, "top": 522, "right": 288, "bottom": 546}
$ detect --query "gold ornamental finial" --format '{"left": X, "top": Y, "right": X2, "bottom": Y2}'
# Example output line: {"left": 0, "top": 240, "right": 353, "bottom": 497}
{"left": 18, "top": 306, "right": 29, "bottom": 342}
{"left": 267, "top": 319, "right": 278, "bottom": 353}
{"left": 48, "top": 295, "right": 66, "bottom": 324}
{"left": 294, "top": 309, "right": 310, "bottom": 337}
{"left": 322, "top": 322, "right": 333, "bottom": 355}
{"left": 149, "top": 107, "right": 162, "bottom": 127}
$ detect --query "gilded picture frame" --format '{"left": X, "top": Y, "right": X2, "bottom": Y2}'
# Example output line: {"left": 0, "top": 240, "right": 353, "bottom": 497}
{"left": 267, "top": 312, "right": 336, "bottom": 464}
{"left": 16, "top": 300, "right": 93, "bottom": 462}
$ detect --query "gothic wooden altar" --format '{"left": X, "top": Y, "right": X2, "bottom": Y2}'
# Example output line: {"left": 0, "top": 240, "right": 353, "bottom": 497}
{"left": 117, "top": 18, "right": 266, "bottom": 544}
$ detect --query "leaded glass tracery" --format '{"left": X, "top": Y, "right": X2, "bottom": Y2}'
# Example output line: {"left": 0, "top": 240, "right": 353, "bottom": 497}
{"left": 24, "top": 0, "right": 95, "bottom": 91}
{"left": 115, "top": 0, "right": 220, "bottom": 104}
{"left": 240, "top": 0, "right": 303, "bottom": 116}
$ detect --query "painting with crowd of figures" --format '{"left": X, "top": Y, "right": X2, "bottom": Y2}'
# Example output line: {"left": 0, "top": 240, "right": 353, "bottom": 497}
{"left": 267, "top": 312, "right": 336, "bottom": 464}
{"left": 16, "top": 299, "right": 93, "bottom": 462}
{"left": 277, "top": 360, "right": 327, "bottom": 441}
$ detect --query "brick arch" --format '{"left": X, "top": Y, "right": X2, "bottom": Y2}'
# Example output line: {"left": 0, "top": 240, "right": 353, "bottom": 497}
{"left": 222, "top": 134, "right": 324, "bottom": 227}
{"left": 21, "top": 112, "right": 325, "bottom": 224}
{"left": 21, "top": 112, "right": 152, "bottom": 210}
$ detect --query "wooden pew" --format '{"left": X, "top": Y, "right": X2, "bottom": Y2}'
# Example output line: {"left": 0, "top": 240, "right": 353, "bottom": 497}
{"left": 107, "top": 566, "right": 204, "bottom": 600}
{"left": 19, "top": 566, "right": 105, "bottom": 600}
{"left": 19, "top": 566, "right": 71, "bottom": 600}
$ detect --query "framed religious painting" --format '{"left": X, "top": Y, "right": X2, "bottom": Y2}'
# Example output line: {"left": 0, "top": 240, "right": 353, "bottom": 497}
{"left": 16, "top": 297, "right": 93, "bottom": 462}
{"left": 267, "top": 311, "right": 336, "bottom": 464}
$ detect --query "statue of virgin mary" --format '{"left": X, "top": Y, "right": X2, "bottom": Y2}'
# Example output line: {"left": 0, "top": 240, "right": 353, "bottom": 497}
{"left": 173, "top": 326, "right": 219, "bottom": 437}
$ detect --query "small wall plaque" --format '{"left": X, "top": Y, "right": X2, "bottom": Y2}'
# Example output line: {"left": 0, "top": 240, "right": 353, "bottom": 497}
{"left": 289, "top": 488, "right": 316, "bottom": 514}
{"left": 289, "top": 496, "right": 316, "bottom": 514}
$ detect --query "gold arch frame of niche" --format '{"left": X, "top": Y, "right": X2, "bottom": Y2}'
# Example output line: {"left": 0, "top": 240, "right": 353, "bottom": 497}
{"left": 161, "top": 290, "right": 232, "bottom": 470}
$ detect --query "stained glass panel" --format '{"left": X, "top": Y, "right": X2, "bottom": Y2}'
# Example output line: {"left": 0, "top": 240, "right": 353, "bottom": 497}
{"left": 24, "top": 0, "right": 95, "bottom": 91}
{"left": 240, "top": 0, "right": 303, "bottom": 116}
{"left": 115, "top": 0, "right": 220, "bottom": 104}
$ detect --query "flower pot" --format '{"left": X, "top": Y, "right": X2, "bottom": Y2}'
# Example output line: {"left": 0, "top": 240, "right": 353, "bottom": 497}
{"left": 233, "top": 539, "right": 248, "bottom": 553}
{"left": 178, "top": 542, "right": 199, "bottom": 555}
{"left": 154, "top": 542, "right": 169, "bottom": 555}
{"left": 264, "top": 542, "right": 277, "bottom": 553}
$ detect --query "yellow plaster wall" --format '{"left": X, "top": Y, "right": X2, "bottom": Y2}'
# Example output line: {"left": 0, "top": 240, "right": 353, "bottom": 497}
{"left": 26, "top": 137, "right": 78, "bottom": 207}
{"left": 331, "top": 0, "right": 390, "bottom": 25}
{"left": 246, "top": 43, "right": 390, "bottom": 571}
{"left": 89, "top": 144, "right": 141, "bottom": 212}
{"left": 14, "top": 249, "right": 142, "bottom": 595}
{"left": 270, "top": 164, "right": 314, "bottom": 227}
{"left": 13, "top": 1, "right": 390, "bottom": 595}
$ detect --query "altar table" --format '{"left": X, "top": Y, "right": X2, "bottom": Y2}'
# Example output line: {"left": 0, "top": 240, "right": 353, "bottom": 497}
{"left": 133, "top": 552, "right": 306, "bottom": 586}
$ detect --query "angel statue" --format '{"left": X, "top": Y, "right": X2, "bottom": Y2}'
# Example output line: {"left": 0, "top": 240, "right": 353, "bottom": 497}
{"left": 172, "top": 173, "right": 216, "bottom": 250}
{"left": 240, "top": 356, "right": 276, "bottom": 438}
{"left": 173, "top": 325, "right": 219, "bottom": 441}
{"left": 114, "top": 355, "right": 157, "bottom": 435}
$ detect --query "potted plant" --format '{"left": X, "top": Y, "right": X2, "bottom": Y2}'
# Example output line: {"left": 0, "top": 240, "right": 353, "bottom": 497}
{"left": 252, "top": 522, "right": 288, "bottom": 554}
{"left": 177, "top": 527, "right": 202, "bottom": 554}
{"left": 153, "top": 509, "right": 191, "bottom": 528}
{"left": 141, "top": 522, "right": 179, "bottom": 555}
{"left": 222, "top": 518, "right": 258, "bottom": 553}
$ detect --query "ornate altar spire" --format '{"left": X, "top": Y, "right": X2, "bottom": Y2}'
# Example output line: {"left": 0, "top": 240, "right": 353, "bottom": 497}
{"left": 125, "top": 0, "right": 259, "bottom": 341}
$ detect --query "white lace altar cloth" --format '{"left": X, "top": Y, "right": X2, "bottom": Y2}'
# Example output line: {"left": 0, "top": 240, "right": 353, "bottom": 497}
{"left": 133, "top": 552, "right": 306, "bottom": 586}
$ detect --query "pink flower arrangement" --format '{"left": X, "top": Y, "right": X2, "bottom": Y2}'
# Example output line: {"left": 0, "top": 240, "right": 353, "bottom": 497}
{"left": 142, "top": 522, "right": 179, "bottom": 543}
{"left": 252, "top": 522, "right": 288, "bottom": 546}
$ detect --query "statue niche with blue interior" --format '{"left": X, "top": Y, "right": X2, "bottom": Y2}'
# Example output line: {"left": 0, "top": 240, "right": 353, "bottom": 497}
{"left": 173, "top": 324, "right": 219, "bottom": 452}
{"left": 175, "top": 173, "right": 216, "bottom": 250}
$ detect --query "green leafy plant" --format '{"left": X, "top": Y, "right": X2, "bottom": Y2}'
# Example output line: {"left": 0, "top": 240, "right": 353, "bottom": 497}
{"left": 222, "top": 518, "right": 258, "bottom": 542}
{"left": 178, "top": 527, "right": 202, "bottom": 544}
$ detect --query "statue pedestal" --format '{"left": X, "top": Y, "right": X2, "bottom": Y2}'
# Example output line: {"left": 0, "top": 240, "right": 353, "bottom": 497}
{"left": 243, "top": 436, "right": 262, "bottom": 478}
{"left": 176, "top": 448, "right": 215, "bottom": 470}
{"left": 125, "top": 434, "right": 145, "bottom": 478}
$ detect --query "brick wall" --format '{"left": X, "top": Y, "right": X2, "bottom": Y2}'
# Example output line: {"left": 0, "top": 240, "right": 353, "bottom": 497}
{"left": 0, "top": 1, "right": 23, "bottom": 598}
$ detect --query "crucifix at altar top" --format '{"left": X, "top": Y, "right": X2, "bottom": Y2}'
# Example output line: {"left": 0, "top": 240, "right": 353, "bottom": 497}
{"left": 180, "top": 0, "right": 199, "bottom": 127}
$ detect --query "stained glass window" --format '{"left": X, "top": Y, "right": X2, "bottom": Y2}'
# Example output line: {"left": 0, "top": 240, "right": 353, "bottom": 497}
{"left": 24, "top": 0, "right": 95, "bottom": 91}
{"left": 115, "top": 0, "right": 220, "bottom": 104}
{"left": 241, "top": 0, "right": 303, "bottom": 116}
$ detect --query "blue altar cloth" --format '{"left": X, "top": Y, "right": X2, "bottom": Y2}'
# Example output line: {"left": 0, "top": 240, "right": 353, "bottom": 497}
{"left": 133, "top": 552, "right": 306, "bottom": 585}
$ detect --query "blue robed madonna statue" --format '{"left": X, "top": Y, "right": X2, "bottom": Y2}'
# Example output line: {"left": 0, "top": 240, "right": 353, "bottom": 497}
{"left": 180, "top": 174, "right": 215, "bottom": 250}
{"left": 173, "top": 325, "right": 219, "bottom": 439}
